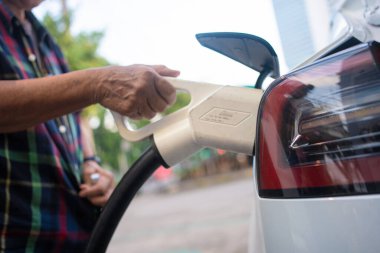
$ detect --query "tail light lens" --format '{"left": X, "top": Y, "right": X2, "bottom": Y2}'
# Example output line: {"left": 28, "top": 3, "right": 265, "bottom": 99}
{"left": 257, "top": 42, "right": 380, "bottom": 198}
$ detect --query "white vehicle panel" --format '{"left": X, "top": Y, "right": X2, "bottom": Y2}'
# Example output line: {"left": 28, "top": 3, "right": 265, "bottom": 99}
{"left": 250, "top": 193, "right": 380, "bottom": 253}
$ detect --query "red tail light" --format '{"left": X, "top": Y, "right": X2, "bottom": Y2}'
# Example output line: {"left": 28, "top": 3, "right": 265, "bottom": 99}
{"left": 257, "top": 42, "right": 380, "bottom": 198}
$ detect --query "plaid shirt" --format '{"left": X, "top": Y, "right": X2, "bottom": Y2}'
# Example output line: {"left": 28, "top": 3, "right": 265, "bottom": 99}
{"left": 0, "top": 2, "right": 99, "bottom": 252}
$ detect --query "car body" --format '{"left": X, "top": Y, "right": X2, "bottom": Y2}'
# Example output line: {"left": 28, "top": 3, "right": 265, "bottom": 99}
{"left": 249, "top": 1, "right": 380, "bottom": 252}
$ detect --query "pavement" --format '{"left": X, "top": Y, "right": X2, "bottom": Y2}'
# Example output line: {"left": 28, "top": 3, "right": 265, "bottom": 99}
{"left": 107, "top": 170, "right": 255, "bottom": 253}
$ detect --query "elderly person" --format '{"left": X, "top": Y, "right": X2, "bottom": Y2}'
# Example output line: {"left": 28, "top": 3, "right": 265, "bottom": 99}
{"left": 0, "top": 0, "right": 179, "bottom": 252}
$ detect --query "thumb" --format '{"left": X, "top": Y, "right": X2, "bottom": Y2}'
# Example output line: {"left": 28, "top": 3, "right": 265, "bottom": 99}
{"left": 152, "top": 65, "right": 180, "bottom": 77}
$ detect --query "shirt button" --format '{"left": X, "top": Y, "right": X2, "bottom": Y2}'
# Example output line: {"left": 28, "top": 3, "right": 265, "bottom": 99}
{"left": 28, "top": 54, "right": 36, "bottom": 62}
{"left": 59, "top": 125, "right": 67, "bottom": 133}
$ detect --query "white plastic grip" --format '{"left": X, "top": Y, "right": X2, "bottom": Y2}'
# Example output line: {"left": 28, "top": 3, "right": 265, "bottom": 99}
{"left": 111, "top": 77, "right": 222, "bottom": 142}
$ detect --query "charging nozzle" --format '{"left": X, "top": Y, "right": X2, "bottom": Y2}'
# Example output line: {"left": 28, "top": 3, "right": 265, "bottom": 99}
{"left": 112, "top": 77, "right": 263, "bottom": 166}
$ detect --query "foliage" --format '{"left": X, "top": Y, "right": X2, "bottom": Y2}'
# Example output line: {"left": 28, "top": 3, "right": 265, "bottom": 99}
{"left": 43, "top": 11, "right": 109, "bottom": 71}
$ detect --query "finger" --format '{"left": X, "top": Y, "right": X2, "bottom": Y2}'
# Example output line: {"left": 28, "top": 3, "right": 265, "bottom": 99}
{"left": 127, "top": 110, "right": 143, "bottom": 120}
{"left": 138, "top": 76, "right": 170, "bottom": 114}
{"left": 154, "top": 77, "right": 176, "bottom": 106}
{"left": 79, "top": 180, "right": 109, "bottom": 198}
{"left": 87, "top": 191, "right": 112, "bottom": 207}
{"left": 152, "top": 65, "right": 180, "bottom": 77}
{"left": 100, "top": 167, "right": 115, "bottom": 181}
{"left": 151, "top": 77, "right": 175, "bottom": 110}
{"left": 79, "top": 169, "right": 114, "bottom": 198}
{"left": 139, "top": 98, "right": 157, "bottom": 119}
{"left": 79, "top": 186, "right": 103, "bottom": 199}
{"left": 147, "top": 95, "right": 167, "bottom": 113}
{"left": 90, "top": 196, "right": 108, "bottom": 207}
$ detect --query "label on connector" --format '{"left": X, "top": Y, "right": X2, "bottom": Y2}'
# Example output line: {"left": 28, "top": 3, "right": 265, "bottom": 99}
{"left": 200, "top": 107, "right": 251, "bottom": 126}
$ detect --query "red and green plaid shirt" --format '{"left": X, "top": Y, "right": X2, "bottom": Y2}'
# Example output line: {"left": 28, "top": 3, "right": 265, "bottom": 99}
{"left": 0, "top": 2, "right": 99, "bottom": 252}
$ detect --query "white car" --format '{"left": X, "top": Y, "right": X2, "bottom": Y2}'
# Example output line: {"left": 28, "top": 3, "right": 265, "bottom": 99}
{"left": 249, "top": 1, "right": 380, "bottom": 252}
{"left": 251, "top": 41, "right": 380, "bottom": 253}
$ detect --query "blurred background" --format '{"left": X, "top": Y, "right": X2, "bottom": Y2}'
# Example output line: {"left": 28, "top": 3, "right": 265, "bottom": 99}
{"left": 34, "top": 0, "right": 341, "bottom": 252}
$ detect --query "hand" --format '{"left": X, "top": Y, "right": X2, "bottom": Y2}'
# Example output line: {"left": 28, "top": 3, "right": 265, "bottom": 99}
{"left": 93, "top": 64, "right": 180, "bottom": 120}
{"left": 79, "top": 160, "right": 115, "bottom": 207}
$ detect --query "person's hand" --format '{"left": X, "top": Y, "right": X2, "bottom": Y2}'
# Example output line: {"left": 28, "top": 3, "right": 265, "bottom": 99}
{"left": 93, "top": 64, "right": 180, "bottom": 120}
{"left": 79, "top": 160, "right": 115, "bottom": 207}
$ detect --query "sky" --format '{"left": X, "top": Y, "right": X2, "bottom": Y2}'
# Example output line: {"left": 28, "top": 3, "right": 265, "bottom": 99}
{"left": 34, "top": 0, "right": 286, "bottom": 86}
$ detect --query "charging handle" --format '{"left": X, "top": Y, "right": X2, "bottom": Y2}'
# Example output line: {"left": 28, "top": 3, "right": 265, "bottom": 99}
{"left": 111, "top": 77, "right": 222, "bottom": 142}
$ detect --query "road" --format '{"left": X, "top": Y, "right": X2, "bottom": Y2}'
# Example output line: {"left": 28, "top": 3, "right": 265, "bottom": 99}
{"left": 107, "top": 177, "right": 254, "bottom": 253}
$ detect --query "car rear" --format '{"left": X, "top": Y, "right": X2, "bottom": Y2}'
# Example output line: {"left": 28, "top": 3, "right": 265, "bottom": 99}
{"left": 252, "top": 41, "right": 380, "bottom": 253}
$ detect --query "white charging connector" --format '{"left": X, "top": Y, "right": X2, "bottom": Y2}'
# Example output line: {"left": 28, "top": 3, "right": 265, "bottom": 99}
{"left": 112, "top": 78, "right": 263, "bottom": 166}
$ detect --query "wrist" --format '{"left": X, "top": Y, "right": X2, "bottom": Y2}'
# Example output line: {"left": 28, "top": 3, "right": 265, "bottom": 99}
{"left": 75, "top": 69, "right": 103, "bottom": 105}
{"left": 83, "top": 155, "right": 102, "bottom": 164}
{"left": 87, "top": 68, "right": 107, "bottom": 104}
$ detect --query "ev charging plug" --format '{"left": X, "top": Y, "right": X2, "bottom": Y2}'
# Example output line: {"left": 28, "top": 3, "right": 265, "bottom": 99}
{"left": 112, "top": 77, "right": 264, "bottom": 166}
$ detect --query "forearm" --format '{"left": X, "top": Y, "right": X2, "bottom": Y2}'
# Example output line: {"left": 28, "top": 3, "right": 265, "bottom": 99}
{"left": 0, "top": 64, "right": 180, "bottom": 133}
{"left": 0, "top": 69, "right": 96, "bottom": 132}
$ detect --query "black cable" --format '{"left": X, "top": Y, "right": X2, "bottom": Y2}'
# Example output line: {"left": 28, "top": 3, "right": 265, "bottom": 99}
{"left": 255, "top": 67, "right": 272, "bottom": 89}
{"left": 85, "top": 144, "right": 167, "bottom": 253}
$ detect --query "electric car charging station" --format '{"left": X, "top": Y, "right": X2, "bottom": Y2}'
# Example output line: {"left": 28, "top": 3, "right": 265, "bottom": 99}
{"left": 86, "top": 1, "right": 380, "bottom": 252}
